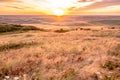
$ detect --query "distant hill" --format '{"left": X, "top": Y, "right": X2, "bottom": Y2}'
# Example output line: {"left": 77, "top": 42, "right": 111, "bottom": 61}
{"left": 89, "top": 20, "right": 120, "bottom": 26}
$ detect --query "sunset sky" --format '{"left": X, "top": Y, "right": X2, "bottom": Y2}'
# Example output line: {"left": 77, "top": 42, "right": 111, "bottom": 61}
{"left": 0, "top": 0, "right": 120, "bottom": 15}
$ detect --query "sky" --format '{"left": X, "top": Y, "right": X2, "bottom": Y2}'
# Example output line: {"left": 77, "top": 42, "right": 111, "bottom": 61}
{"left": 0, "top": 0, "right": 120, "bottom": 15}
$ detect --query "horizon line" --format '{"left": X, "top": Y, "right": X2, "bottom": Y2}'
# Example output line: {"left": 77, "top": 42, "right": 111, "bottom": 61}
{"left": 0, "top": 14, "right": 120, "bottom": 16}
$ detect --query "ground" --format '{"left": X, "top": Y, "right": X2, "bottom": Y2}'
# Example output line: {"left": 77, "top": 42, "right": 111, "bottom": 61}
{"left": 0, "top": 24, "right": 120, "bottom": 80}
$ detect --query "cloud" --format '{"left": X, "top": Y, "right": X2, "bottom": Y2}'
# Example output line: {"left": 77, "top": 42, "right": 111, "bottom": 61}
{"left": 78, "top": 0, "right": 102, "bottom": 2}
{"left": 7, "top": 6, "right": 24, "bottom": 9}
{"left": 0, "top": 0, "right": 22, "bottom": 3}
{"left": 0, "top": 0, "right": 15, "bottom": 2}
{"left": 6, "top": 5, "right": 30, "bottom": 9}
{"left": 77, "top": 0, "right": 120, "bottom": 10}
{"left": 1, "top": 0, "right": 119, "bottom": 9}
{"left": 0, "top": 0, "right": 31, "bottom": 10}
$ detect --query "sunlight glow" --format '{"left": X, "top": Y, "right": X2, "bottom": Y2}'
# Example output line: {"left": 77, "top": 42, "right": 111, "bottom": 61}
{"left": 53, "top": 9, "right": 64, "bottom": 16}
{"left": 2, "top": 0, "right": 117, "bottom": 15}
{"left": 22, "top": 0, "right": 99, "bottom": 15}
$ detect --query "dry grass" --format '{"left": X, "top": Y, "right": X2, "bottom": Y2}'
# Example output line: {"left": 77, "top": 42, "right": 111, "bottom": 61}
{"left": 108, "top": 44, "right": 120, "bottom": 58}
{"left": 0, "top": 24, "right": 120, "bottom": 80}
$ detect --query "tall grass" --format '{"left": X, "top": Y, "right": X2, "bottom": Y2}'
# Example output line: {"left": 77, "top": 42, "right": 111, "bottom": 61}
{"left": 61, "top": 68, "right": 78, "bottom": 80}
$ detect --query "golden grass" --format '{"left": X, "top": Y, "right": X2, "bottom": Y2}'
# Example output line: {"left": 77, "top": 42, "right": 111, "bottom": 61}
{"left": 108, "top": 44, "right": 120, "bottom": 58}
{"left": 0, "top": 24, "right": 120, "bottom": 80}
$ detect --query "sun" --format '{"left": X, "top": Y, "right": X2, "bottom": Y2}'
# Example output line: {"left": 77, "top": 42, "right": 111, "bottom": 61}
{"left": 53, "top": 9, "right": 64, "bottom": 16}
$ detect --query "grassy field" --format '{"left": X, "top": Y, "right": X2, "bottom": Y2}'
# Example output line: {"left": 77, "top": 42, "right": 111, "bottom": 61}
{"left": 0, "top": 23, "right": 120, "bottom": 80}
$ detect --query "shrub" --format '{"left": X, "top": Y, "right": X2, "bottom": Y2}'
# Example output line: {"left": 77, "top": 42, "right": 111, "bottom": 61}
{"left": 0, "top": 42, "right": 37, "bottom": 52}
{"left": 103, "top": 60, "right": 120, "bottom": 70}
{"left": 54, "top": 28, "right": 69, "bottom": 33}
{"left": 0, "top": 24, "right": 40, "bottom": 33}
{"left": 91, "top": 73, "right": 99, "bottom": 80}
